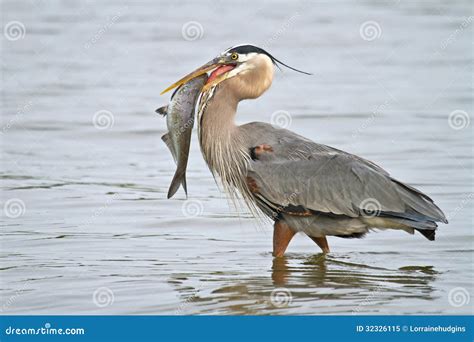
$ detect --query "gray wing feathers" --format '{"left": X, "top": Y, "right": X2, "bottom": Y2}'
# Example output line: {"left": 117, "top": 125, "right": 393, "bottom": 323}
{"left": 249, "top": 155, "right": 446, "bottom": 225}
{"left": 242, "top": 122, "right": 447, "bottom": 226}
{"left": 391, "top": 180, "right": 447, "bottom": 223}
{"left": 249, "top": 155, "right": 404, "bottom": 217}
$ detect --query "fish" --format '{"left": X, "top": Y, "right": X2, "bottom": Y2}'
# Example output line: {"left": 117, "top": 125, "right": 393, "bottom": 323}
{"left": 156, "top": 74, "right": 208, "bottom": 199}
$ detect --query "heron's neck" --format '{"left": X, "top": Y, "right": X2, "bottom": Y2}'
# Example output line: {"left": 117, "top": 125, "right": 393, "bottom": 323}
{"left": 198, "top": 85, "right": 249, "bottom": 191}
{"left": 199, "top": 85, "right": 240, "bottom": 162}
{"left": 199, "top": 86, "right": 239, "bottom": 144}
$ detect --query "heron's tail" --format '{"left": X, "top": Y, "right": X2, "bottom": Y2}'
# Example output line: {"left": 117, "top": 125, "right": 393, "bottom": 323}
{"left": 391, "top": 178, "right": 448, "bottom": 224}
{"left": 383, "top": 178, "right": 448, "bottom": 241}
{"left": 415, "top": 228, "right": 436, "bottom": 241}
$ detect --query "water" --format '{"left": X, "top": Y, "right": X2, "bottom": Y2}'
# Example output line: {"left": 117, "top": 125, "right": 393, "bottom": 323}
{"left": 1, "top": 0, "right": 473, "bottom": 315}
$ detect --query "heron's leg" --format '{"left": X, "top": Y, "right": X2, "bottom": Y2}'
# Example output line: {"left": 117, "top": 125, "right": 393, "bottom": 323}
{"left": 273, "top": 221, "right": 296, "bottom": 257}
{"left": 309, "top": 236, "right": 330, "bottom": 253}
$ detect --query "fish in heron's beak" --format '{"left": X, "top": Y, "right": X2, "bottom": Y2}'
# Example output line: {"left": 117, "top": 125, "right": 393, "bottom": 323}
{"left": 157, "top": 74, "right": 208, "bottom": 199}
{"left": 161, "top": 57, "right": 236, "bottom": 95}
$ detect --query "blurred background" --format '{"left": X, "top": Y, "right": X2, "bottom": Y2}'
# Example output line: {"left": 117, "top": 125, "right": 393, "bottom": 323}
{"left": 1, "top": 0, "right": 473, "bottom": 314}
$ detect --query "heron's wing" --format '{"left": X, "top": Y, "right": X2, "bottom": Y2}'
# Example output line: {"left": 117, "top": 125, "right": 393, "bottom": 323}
{"left": 243, "top": 123, "right": 447, "bottom": 224}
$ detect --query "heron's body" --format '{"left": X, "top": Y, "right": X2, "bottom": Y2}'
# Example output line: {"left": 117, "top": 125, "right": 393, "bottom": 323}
{"left": 162, "top": 44, "right": 447, "bottom": 256}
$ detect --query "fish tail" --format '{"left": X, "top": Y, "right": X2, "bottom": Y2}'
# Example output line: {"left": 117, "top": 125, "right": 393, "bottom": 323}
{"left": 180, "top": 173, "right": 188, "bottom": 198}
{"left": 167, "top": 169, "right": 185, "bottom": 199}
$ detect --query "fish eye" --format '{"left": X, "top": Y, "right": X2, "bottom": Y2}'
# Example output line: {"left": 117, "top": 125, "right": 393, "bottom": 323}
{"left": 230, "top": 53, "right": 239, "bottom": 60}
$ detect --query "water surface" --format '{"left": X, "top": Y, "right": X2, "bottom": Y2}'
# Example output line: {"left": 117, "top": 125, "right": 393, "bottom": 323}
{"left": 1, "top": 0, "right": 473, "bottom": 315}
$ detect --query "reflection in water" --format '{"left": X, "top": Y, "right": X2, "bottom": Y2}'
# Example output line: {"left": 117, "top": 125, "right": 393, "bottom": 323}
{"left": 170, "top": 254, "right": 438, "bottom": 315}
{"left": 272, "top": 256, "right": 294, "bottom": 286}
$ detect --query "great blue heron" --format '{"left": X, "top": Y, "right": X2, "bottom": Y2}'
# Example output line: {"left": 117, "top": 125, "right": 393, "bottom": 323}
{"left": 161, "top": 44, "right": 448, "bottom": 257}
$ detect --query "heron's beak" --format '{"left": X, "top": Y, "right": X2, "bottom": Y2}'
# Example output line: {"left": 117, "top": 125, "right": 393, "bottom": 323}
{"left": 201, "top": 63, "right": 236, "bottom": 93}
{"left": 161, "top": 57, "right": 224, "bottom": 95}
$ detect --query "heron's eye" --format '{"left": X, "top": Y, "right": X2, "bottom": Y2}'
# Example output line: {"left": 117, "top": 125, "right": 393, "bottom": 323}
{"left": 230, "top": 53, "right": 239, "bottom": 61}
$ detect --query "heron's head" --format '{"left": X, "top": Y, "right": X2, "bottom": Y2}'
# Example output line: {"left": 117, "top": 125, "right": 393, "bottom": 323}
{"left": 161, "top": 44, "right": 310, "bottom": 100}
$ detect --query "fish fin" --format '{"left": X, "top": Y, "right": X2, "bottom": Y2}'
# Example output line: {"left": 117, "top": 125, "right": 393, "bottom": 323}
{"left": 161, "top": 133, "right": 177, "bottom": 163}
{"left": 156, "top": 105, "right": 168, "bottom": 116}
